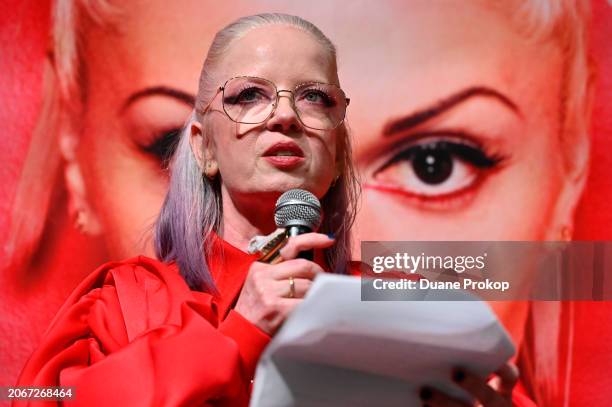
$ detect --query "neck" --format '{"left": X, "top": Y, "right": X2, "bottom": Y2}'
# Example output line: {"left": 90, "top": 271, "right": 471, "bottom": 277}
{"left": 220, "top": 186, "right": 279, "bottom": 251}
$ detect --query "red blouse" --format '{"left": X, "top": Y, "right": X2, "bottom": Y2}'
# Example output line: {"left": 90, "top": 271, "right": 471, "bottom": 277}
{"left": 15, "top": 238, "right": 269, "bottom": 406}
{"left": 15, "top": 237, "right": 536, "bottom": 406}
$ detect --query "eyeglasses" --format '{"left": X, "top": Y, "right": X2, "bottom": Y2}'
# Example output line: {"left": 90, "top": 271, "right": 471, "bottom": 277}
{"left": 198, "top": 76, "right": 350, "bottom": 130}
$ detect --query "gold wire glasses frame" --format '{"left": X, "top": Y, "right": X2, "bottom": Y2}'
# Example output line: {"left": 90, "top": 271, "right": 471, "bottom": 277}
{"left": 197, "top": 76, "right": 350, "bottom": 130}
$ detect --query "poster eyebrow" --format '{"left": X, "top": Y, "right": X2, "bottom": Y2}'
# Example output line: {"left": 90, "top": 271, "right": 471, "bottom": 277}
{"left": 382, "top": 86, "right": 521, "bottom": 137}
{"left": 121, "top": 86, "right": 196, "bottom": 113}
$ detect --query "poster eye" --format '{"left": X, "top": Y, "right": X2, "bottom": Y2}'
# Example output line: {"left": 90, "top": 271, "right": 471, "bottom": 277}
{"left": 143, "top": 128, "right": 181, "bottom": 167}
{"left": 372, "top": 139, "right": 504, "bottom": 198}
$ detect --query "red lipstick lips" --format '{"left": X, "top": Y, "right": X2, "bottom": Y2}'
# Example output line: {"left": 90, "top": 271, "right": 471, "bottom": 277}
{"left": 262, "top": 141, "right": 305, "bottom": 169}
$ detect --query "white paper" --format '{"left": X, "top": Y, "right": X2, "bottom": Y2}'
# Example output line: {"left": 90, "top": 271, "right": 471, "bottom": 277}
{"left": 250, "top": 274, "right": 515, "bottom": 407}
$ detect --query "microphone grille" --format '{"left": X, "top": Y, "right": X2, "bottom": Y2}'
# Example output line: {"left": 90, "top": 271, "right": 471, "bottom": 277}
{"left": 274, "top": 189, "right": 322, "bottom": 231}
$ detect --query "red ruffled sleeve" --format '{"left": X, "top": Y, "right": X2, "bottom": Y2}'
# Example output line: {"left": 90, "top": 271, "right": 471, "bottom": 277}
{"left": 14, "top": 256, "right": 270, "bottom": 407}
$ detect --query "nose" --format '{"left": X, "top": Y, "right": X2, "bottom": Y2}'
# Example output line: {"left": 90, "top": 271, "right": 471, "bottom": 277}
{"left": 265, "top": 91, "right": 302, "bottom": 133}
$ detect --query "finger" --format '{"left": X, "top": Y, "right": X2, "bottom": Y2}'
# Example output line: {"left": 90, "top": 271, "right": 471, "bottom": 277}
{"left": 494, "top": 363, "right": 519, "bottom": 398}
{"left": 274, "top": 278, "right": 313, "bottom": 299}
{"left": 279, "top": 233, "right": 335, "bottom": 260}
{"left": 275, "top": 297, "right": 303, "bottom": 318}
{"left": 263, "top": 298, "right": 302, "bottom": 333}
{"left": 418, "top": 386, "right": 471, "bottom": 407}
{"left": 272, "top": 258, "right": 326, "bottom": 280}
{"left": 452, "top": 368, "right": 505, "bottom": 406}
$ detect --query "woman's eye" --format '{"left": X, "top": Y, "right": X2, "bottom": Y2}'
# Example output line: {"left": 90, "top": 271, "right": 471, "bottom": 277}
{"left": 238, "top": 88, "right": 260, "bottom": 102}
{"left": 301, "top": 89, "right": 333, "bottom": 106}
{"left": 372, "top": 139, "right": 504, "bottom": 198}
{"left": 226, "top": 87, "right": 268, "bottom": 105}
{"left": 143, "top": 128, "right": 181, "bottom": 167}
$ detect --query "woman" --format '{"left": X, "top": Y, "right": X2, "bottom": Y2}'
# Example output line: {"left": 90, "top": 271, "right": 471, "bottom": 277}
{"left": 15, "top": 13, "right": 526, "bottom": 407}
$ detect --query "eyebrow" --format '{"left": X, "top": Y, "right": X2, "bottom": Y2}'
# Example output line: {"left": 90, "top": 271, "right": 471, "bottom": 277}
{"left": 382, "top": 86, "right": 521, "bottom": 137}
{"left": 121, "top": 86, "right": 195, "bottom": 113}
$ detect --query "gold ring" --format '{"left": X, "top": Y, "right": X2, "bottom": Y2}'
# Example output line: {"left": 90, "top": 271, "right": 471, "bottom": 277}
{"left": 288, "top": 276, "right": 295, "bottom": 298}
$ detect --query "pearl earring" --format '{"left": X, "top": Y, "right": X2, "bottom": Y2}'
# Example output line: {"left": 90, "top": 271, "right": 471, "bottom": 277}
{"left": 204, "top": 161, "right": 217, "bottom": 179}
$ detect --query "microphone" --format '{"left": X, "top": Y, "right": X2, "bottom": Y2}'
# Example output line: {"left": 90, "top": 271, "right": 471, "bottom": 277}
{"left": 274, "top": 189, "right": 322, "bottom": 261}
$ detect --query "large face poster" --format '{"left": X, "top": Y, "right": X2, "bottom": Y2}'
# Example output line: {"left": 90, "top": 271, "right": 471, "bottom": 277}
{"left": 1, "top": 0, "right": 611, "bottom": 405}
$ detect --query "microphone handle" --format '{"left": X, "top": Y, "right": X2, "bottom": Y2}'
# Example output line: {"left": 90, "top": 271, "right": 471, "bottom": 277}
{"left": 287, "top": 225, "right": 313, "bottom": 261}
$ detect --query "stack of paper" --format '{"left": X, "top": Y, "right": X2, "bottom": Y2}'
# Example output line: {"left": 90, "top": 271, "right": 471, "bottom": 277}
{"left": 250, "top": 274, "right": 514, "bottom": 407}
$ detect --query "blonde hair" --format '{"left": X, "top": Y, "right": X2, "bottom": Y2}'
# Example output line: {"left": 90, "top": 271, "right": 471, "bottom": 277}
{"left": 507, "top": 0, "right": 594, "bottom": 171}
{"left": 502, "top": 2, "right": 594, "bottom": 405}
{"left": 3, "top": 0, "right": 117, "bottom": 269}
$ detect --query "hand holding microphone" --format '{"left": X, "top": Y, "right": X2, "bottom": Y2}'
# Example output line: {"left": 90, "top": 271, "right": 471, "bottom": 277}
{"left": 274, "top": 189, "right": 323, "bottom": 261}
{"left": 235, "top": 189, "right": 334, "bottom": 335}
{"left": 248, "top": 189, "right": 323, "bottom": 263}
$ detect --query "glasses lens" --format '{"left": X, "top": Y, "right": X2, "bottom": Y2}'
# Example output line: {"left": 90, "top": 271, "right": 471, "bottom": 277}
{"left": 294, "top": 83, "right": 347, "bottom": 130}
{"left": 223, "top": 77, "right": 276, "bottom": 124}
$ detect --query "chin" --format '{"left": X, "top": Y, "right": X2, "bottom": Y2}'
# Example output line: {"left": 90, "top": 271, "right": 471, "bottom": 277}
{"left": 251, "top": 172, "right": 332, "bottom": 197}
{"left": 265, "top": 181, "right": 325, "bottom": 196}
{"left": 259, "top": 174, "right": 304, "bottom": 191}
